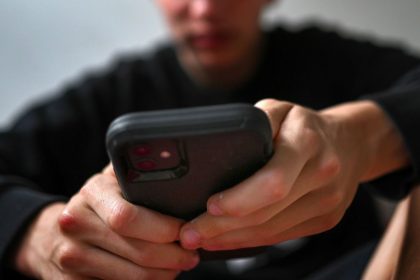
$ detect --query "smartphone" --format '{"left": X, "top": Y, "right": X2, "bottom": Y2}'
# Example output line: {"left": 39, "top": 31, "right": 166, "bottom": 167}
{"left": 106, "top": 103, "right": 273, "bottom": 260}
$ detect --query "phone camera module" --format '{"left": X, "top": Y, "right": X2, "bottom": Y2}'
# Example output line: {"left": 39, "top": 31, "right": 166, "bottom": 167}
{"left": 129, "top": 140, "right": 182, "bottom": 172}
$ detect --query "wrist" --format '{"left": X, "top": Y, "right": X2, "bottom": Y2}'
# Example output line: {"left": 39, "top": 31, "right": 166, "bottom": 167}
{"left": 321, "top": 100, "right": 410, "bottom": 182}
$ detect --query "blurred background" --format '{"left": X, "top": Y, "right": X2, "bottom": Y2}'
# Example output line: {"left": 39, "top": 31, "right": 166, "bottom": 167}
{"left": 1, "top": 0, "right": 420, "bottom": 127}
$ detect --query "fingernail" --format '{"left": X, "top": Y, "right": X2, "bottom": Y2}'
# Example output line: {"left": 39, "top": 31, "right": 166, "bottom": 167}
{"left": 208, "top": 202, "right": 224, "bottom": 216}
{"left": 182, "top": 229, "right": 201, "bottom": 249}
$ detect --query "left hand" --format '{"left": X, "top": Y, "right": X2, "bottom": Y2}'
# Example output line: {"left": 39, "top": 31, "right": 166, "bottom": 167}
{"left": 179, "top": 98, "right": 408, "bottom": 251}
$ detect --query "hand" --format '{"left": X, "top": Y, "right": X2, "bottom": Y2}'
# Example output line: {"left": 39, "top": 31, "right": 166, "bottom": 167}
{"left": 179, "top": 98, "right": 409, "bottom": 251}
{"left": 14, "top": 164, "right": 199, "bottom": 280}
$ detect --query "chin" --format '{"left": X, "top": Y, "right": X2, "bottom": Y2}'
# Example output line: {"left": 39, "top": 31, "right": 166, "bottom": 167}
{"left": 194, "top": 50, "right": 239, "bottom": 72}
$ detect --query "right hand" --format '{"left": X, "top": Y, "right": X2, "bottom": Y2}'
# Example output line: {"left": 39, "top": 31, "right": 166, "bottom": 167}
{"left": 13, "top": 164, "right": 199, "bottom": 280}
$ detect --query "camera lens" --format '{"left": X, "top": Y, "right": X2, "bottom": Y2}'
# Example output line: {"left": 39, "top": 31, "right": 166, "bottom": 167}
{"left": 133, "top": 145, "right": 151, "bottom": 156}
{"left": 135, "top": 160, "right": 157, "bottom": 171}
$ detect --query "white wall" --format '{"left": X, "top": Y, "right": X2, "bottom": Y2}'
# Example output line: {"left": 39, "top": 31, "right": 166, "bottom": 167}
{"left": 0, "top": 1, "right": 165, "bottom": 127}
{"left": 1, "top": 0, "right": 419, "bottom": 127}
{"left": 272, "top": 0, "right": 420, "bottom": 50}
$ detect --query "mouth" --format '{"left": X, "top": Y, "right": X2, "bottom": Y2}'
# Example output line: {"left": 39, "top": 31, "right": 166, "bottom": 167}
{"left": 186, "top": 31, "right": 232, "bottom": 51}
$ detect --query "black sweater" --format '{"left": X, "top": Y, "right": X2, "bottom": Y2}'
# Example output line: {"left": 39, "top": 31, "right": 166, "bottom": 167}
{"left": 1, "top": 25, "right": 420, "bottom": 279}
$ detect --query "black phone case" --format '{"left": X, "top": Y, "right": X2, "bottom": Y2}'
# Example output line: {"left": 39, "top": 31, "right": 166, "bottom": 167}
{"left": 106, "top": 103, "right": 273, "bottom": 260}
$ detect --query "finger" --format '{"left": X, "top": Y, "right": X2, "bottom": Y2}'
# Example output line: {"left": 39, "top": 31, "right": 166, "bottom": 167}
{"left": 60, "top": 200, "right": 199, "bottom": 271}
{"left": 181, "top": 154, "right": 341, "bottom": 247}
{"left": 254, "top": 98, "right": 294, "bottom": 140}
{"left": 79, "top": 174, "right": 183, "bottom": 243}
{"left": 193, "top": 188, "right": 343, "bottom": 251}
{"left": 53, "top": 242, "right": 178, "bottom": 280}
{"left": 206, "top": 129, "right": 314, "bottom": 218}
{"left": 181, "top": 194, "right": 300, "bottom": 249}
{"left": 207, "top": 104, "right": 334, "bottom": 218}
{"left": 201, "top": 209, "right": 344, "bottom": 251}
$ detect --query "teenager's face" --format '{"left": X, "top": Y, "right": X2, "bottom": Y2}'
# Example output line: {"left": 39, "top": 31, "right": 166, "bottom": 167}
{"left": 156, "top": 0, "right": 270, "bottom": 71}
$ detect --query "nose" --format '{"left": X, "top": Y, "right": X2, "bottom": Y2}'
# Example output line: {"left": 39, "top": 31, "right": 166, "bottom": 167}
{"left": 189, "top": 0, "right": 222, "bottom": 20}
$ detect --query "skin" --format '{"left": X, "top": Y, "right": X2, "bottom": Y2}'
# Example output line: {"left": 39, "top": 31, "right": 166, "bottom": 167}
{"left": 362, "top": 197, "right": 408, "bottom": 280}
{"left": 395, "top": 186, "right": 420, "bottom": 279}
{"left": 156, "top": 0, "right": 272, "bottom": 89}
{"left": 179, "top": 100, "right": 409, "bottom": 251}
{"left": 14, "top": 166, "right": 199, "bottom": 279}
{"left": 362, "top": 186, "right": 420, "bottom": 280}
{"left": 13, "top": 0, "right": 413, "bottom": 279}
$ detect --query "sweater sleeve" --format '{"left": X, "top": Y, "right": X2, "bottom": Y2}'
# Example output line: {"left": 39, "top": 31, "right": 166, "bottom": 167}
{"left": 288, "top": 27, "right": 420, "bottom": 200}
{"left": 281, "top": 26, "right": 420, "bottom": 200}
{"left": 0, "top": 186, "right": 66, "bottom": 276}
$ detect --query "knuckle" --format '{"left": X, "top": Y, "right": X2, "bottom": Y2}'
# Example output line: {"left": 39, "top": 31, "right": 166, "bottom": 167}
{"left": 107, "top": 201, "right": 136, "bottom": 233}
{"left": 300, "top": 127, "right": 322, "bottom": 152}
{"left": 82, "top": 174, "right": 113, "bottom": 195}
{"left": 79, "top": 176, "right": 99, "bottom": 198}
{"left": 261, "top": 172, "right": 289, "bottom": 200}
{"left": 268, "top": 185, "right": 287, "bottom": 200}
{"left": 287, "top": 107, "right": 322, "bottom": 148}
{"left": 319, "top": 155, "right": 341, "bottom": 179}
{"left": 288, "top": 104, "right": 309, "bottom": 120}
{"left": 77, "top": 186, "right": 90, "bottom": 202}
{"left": 56, "top": 243, "right": 84, "bottom": 271}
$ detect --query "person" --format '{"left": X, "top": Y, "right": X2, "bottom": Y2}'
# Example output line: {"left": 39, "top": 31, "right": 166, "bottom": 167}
{"left": 1, "top": 0, "right": 419, "bottom": 279}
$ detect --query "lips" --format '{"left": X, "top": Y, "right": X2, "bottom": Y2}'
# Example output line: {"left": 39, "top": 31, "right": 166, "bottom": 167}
{"left": 187, "top": 31, "right": 231, "bottom": 50}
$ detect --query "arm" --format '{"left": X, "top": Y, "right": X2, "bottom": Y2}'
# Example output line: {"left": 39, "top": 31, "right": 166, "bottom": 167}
{"left": 363, "top": 185, "right": 420, "bottom": 280}
{"left": 0, "top": 54, "right": 187, "bottom": 277}
{"left": 177, "top": 33, "right": 420, "bottom": 249}
{"left": 0, "top": 60, "right": 129, "bottom": 276}
{"left": 395, "top": 186, "right": 420, "bottom": 279}
{"left": 362, "top": 197, "right": 409, "bottom": 280}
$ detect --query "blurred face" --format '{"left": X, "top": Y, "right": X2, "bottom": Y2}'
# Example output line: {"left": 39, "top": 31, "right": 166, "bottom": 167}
{"left": 156, "top": 0, "right": 270, "bottom": 82}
